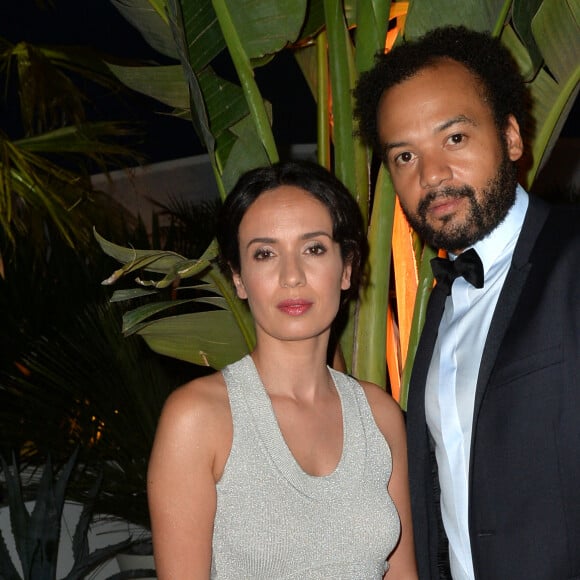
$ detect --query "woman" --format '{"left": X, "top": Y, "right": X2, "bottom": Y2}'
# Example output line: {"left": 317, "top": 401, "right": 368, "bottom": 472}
{"left": 147, "top": 160, "right": 417, "bottom": 578}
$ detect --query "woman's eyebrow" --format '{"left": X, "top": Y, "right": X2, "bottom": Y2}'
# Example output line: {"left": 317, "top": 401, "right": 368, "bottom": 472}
{"left": 245, "top": 231, "right": 333, "bottom": 249}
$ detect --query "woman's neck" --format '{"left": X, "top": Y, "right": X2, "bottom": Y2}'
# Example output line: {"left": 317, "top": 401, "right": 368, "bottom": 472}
{"left": 250, "top": 338, "right": 333, "bottom": 400}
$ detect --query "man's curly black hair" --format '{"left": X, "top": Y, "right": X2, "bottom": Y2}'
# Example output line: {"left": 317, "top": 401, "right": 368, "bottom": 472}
{"left": 353, "top": 26, "right": 530, "bottom": 158}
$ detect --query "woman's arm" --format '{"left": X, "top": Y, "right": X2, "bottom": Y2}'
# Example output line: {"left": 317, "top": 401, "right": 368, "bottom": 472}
{"left": 362, "top": 382, "right": 418, "bottom": 579}
{"left": 147, "top": 374, "right": 231, "bottom": 579}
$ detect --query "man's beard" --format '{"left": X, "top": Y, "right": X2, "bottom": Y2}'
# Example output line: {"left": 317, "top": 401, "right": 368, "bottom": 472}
{"left": 402, "top": 153, "right": 518, "bottom": 252}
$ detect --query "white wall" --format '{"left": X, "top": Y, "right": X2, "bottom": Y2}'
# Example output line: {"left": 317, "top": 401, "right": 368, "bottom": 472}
{"left": 91, "top": 154, "right": 219, "bottom": 221}
{"left": 90, "top": 144, "right": 319, "bottom": 222}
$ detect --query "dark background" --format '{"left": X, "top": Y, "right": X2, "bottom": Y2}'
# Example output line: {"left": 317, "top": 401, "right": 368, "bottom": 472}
{"left": 0, "top": 0, "right": 318, "bottom": 165}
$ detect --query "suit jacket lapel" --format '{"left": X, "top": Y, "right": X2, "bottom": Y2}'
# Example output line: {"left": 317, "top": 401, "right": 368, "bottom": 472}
{"left": 407, "top": 281, "right": 450, "bottom": 578}
{"left": 472, "top": 196, "right": 551, "bottom": 419}
{"left": 408, "top": 282, "right": 448, "bottom": 425}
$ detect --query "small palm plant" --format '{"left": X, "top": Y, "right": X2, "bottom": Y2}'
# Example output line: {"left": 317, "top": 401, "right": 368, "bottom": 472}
{"left": 0, "top": 449, "right": 152, "bottom": 580}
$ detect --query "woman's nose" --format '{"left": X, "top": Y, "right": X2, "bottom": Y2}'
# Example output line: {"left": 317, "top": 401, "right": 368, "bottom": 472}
{"left": 280, "top": 255, "right": 305, "bottom": 288}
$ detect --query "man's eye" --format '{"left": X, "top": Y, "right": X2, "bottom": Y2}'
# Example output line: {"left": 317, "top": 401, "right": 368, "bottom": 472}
{"left": 395, "top": 151, "right": 413, "bottom": 165}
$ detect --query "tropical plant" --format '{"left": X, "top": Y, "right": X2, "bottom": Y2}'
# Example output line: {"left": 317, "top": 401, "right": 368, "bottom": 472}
{"left": 0, "top": 4, "right": 219, "bottom": 540}
{"left": 0, "top": 449, "right": 151, "bottom": 580}
{"left": 97, "top": 0, "right": 579, "bottom": 409}
{"left": 0, "top": 34, "right": 141, "bottom": 263}
{"left": 0, "top": 197, "right": 219, "bottom": 528}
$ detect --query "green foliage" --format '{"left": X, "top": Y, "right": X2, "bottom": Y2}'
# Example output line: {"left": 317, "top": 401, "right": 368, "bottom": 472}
{"left": 0, "top": 196, "right": 220, "bottom": 528}
{"left": 0, "top": 36, "right": 142, "bottom": 256}
{"left": 99, "top": 0, "right": 578, "bottom": 407}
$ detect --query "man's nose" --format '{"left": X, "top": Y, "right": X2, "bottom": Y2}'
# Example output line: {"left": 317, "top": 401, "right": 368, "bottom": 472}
{"left": 419, "top": 152, "right": 452, "bottom": 189}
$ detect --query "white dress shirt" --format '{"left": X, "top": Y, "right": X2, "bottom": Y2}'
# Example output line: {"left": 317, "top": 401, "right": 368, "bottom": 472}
{"left": 424, "top": 186, "right": 529, "bottom": 579}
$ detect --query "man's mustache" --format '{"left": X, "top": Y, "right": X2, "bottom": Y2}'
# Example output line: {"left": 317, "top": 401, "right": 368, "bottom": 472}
{"left": 418, "top": 185, "right": 475, "bottom": 215}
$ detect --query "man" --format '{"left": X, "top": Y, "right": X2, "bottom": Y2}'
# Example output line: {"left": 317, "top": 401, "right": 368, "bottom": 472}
{"left": 354, "top": 26, "right": 580, "bottom": 579}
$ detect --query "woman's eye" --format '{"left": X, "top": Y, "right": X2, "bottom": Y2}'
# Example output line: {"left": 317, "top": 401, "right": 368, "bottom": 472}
{"left": 253, "top": 248, "right": 274, "bottom": 260}
{"left": 306, "top": 243, "right": 327, "bottom": 256}
{"left": 449, "top": 133, "right": 465, "bottom": 145}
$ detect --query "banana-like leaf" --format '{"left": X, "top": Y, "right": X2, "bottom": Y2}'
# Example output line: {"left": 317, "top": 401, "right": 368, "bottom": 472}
{"left": 109, "top": 0, "right": 290, "bottom": 191}
{"left": 110, "top": 0, "right": 178, "bottom": 59}
{"left": 194, "top": 296, "right": 229, "bottom": 308}
{"left": 176, "top": 0, "right": 225, "bottom": 71}
{"left": 399, "top": 243, "right": 437, "bottom": 410}
{"left": 110, "top": 288, "right": 160, "bottom": 302}
{"left": 355, "top": 0, "right": 391, "bottom": 74}
{"left": 136, "top": 309, "right": 249, "bottom": 368}
{"left": 405, "top": 0, "right": 510, "bottom": 38}
{"left": 299, "top": 0, "right": 326, "bottom": 40}
{"left": 511, "top": 0, "right": 543, "bottom": 75}
{"left": 500, "top": 23, "right": 535, "bottom": 81}
{"left": 206, "top": 265, "right": 257, "bottom": 352}
{"left": 123, "top": 296, "right": 229, "bottom": 335}
{"left": 95, "top": 229, "right": 217, "bottom": 279}
{"left": 167, "top": 0, "right": 218, "bottom": 158}
{"left": 106, "top": 63, "right": 190, "bottom": 109}
{"left": 323, "top": 0, "right": 357, "bottom": 195}
{"left": 528, "top": 0, "right": 580, "bottom": 181}
{"left": 534, "top": 0, "right": 580, "bottom": 84}
{"left": 95, "top": 231, "right": 188, "bottom": 272}
{"left": 122, "top": 299, "right": 198, "bottom": 335}
{"left": 198, "top": 67, "right": 250, "bottom": 139}
{"left": 352, "top": 166, "right": 395, "bottom": 386}
{"left": 224, "top": 0, "right": 308, "bottom": 60}
{"left": 122, "top": 296, "right": 228, "bottom": 336}
{"left": 219, "top": 113, "right": 273, "bottom": 194}
{"left": 212, "top": 0, "right": 279, "bottom": 165}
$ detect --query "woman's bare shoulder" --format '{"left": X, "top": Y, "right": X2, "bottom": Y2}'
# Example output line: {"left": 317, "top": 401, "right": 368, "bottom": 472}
{"left": 151, "top": 370, "right": 233, "bottom": 480}
{"left": 356, "top": 379, "right": 405, "bottom": 440}
{"left": 158, "top": 371, "right": 230, "bottom": 435}
{"left": 357, "top": 379, "right": 402, "bottom": 412}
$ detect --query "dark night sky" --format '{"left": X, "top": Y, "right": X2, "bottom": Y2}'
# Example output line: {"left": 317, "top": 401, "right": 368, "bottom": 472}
{"left": 0, "top": 1, "right": 576, "bottom": 168}
{"left": 0, "top": 0, "right": 317, "bottom": 165}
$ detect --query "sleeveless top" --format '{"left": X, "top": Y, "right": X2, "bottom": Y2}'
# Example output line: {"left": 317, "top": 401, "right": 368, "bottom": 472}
{"left": 211, "top": 355, "right": 400, "bottom": 579}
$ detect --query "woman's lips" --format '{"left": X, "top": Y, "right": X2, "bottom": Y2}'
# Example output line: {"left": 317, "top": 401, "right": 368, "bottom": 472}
{"left": 277, "top": 299, "right": 313, "bottom": 316}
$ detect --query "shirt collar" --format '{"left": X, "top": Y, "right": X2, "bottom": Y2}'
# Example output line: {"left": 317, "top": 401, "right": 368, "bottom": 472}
{"left": 450, "top": 184, "right": 528, "bottom": 277}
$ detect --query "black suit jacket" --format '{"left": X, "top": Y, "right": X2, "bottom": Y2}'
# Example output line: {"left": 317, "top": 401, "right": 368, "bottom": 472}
{"left": 407, "top": 196, "right": 580, "bottom": 579}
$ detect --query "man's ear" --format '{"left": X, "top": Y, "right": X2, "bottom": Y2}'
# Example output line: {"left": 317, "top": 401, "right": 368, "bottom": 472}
{"left": 504, "top": 114, "right": 524, "bottom": 162}
{"left": 232, "top": 271, "right": 248, "bottom": 300}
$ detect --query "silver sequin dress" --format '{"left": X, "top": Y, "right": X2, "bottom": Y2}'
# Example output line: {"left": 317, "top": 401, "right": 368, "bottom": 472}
{"left": 211, "top": 355, "right": 400, "bottom": 579}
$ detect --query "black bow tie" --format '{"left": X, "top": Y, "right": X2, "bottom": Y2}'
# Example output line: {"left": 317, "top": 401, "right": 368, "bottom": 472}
{"left": 430, "top": 248, "right": 484, "bottom": 296}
